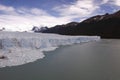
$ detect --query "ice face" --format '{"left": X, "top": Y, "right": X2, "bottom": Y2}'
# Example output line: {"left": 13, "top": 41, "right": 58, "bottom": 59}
{"left": 0, "top": 31, "right": 100, "bottom": 68}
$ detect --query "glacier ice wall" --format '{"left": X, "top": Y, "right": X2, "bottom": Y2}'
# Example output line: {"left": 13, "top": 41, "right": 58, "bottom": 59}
{"left": 0, "top": 32, "right": 100, "bottom": 68}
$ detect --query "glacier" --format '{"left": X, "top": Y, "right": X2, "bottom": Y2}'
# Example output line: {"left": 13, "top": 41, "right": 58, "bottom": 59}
{"left": 0, "top": 31, "right": 100, "bottom": 68}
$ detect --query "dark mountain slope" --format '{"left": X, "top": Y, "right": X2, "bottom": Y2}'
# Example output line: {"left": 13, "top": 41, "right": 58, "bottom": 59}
{"left": 41, "top": 10, "right": 120, "bottom": 38}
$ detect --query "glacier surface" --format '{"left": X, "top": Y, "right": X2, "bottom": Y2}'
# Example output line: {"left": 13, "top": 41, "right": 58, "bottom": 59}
{"left": 0, "top": 31, "right": 100, "bottom": 68}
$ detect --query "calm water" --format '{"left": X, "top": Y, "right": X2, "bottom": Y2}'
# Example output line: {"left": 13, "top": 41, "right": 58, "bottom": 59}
{"left": 0, "top": 39, "right": 120, "bottom": 80}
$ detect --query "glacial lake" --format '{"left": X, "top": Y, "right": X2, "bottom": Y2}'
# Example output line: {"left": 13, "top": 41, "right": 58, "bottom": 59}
{"left": 0, "top": 39, "right": 120, "bottom": 80}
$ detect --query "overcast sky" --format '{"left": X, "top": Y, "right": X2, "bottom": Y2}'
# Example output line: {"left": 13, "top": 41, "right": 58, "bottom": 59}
{"left": 0, "top": 0, "right": 120, "bottom": 31}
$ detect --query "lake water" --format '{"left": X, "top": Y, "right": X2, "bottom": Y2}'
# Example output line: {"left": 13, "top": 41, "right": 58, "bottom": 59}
{"left": 0, "top": 39, "right": 120, "bottom": 80}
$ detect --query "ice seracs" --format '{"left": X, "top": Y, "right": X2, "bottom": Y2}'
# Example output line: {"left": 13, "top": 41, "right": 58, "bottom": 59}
{"left": 0, "top": 31, "right": 100, "bottom": 68}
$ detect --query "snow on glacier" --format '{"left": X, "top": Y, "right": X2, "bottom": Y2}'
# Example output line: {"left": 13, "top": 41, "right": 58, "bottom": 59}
{"left": 0, "top": 31, "right": 100, "bottom": 68}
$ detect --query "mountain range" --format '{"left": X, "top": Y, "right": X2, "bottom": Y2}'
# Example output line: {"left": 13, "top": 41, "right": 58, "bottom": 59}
{"left": 33, "top": 10, "right": 120, "bottom": 38}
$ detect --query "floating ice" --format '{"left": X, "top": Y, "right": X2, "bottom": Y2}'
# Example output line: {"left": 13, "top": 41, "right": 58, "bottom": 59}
{"left": 0, "top": 31, "right": 100, "bottom": 68}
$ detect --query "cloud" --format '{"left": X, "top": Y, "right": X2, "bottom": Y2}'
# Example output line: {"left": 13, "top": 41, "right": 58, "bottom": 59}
{"left": 53, "top": 0, "right": 120, "bottom": 20}
{"left": 0, "top": 4, "right": 16, "bottom": 15}
{"left": 53, "top": 0, "right": 99, "bottom": 20}
{"left": 0, "top": 0, "right": 119, "bottom": 31}
{"left": 101, "top": 0, "right": 120, "bottom": 6}
{"left": 0, "top": 4, "right": 72, "bottom": 31}
{"left": 0, "top": 14, "right": 71, "bottom": 31}
{"left": 17, "top": 7, "right": 50, "bottom": 16}
{"left": 111, "top": 0, "right": 120, "bottom": 6}
{"left": 0, "top": 4, "right": 15, "bottom": 12}
{"left": 101, "top": 0, "right": 109, "bottom": 4}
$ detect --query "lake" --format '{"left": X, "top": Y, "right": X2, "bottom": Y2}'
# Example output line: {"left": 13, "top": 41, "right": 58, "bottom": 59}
{"left": 0, "top": 39, "right": 120, "bottom": 80}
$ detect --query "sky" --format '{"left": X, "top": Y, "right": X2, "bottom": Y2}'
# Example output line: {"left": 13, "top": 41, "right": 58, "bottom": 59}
{"left": 0, "top": 0, "right": 120, "bottom": 31}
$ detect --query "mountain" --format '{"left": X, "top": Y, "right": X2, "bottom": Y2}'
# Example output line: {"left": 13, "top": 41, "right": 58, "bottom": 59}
{"left": 39, "top": 10, "right": 120, "bottom": 38}
{"left": 32, "top": 26, "right": 48, "bottom": 32}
